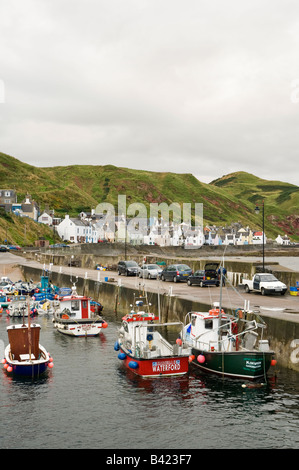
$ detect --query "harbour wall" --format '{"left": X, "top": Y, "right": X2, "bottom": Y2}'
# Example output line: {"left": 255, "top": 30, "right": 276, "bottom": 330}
{"left": 21, "top": 264, "right": 299, "bottom": 373}
{"left": 23, "top": 249, "right": 299, "bottom": 289}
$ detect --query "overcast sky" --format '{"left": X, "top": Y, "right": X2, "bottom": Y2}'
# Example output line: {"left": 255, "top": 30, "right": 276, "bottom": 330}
{"left": 0, "top": 0, "right": 299, "bottom": 186}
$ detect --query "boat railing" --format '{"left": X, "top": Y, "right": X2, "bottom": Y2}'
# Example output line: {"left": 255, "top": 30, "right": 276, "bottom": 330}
{"left": 190, "top": 317, "right": 259, "bottom": 345}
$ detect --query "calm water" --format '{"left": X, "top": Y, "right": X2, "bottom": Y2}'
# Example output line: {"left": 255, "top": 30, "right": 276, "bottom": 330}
{"left": 1, "top": 308, "right": 299, "bottom": 450}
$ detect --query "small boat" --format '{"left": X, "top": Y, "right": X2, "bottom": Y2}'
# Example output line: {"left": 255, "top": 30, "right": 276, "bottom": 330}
{"left": 6, "top": 296, "right": 39, "bottom": 317}
{"left": 2, "top": 322, "right": 53, "bottom": 377}
{"left": 0, "top": 294, "right": 14, "bottom": 311}
{"left": 37, "top": 298, "right": 61, "bottom": 315}
{"left": 52, "top": 283, "right": 107, "bottom": 337}
{"left": 183, "top": 301, "right": 276, "bottom": 381}
{"left": 115, "top": 294, "right": 191, "bottom": 378}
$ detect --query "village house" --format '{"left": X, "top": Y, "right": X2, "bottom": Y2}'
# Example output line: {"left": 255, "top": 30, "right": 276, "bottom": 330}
{"left": 21, "top": 194, "right": 39, "bottom": 221}
{"left": 0, "top": 189, "right": 17, "bottom": 211}
{"left": 275, "top": 234, "right": 291, "bottom": 245}
{"left": 57, "top": 215, "right": 98, "bottom": 243}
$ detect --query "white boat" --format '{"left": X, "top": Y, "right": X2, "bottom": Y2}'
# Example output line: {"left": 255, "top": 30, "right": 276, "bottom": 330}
{"left": 6, "top": 296, "right": 39, "bottom": 317}
{"left": 37, "top": 299, "right": 61, "bottom": 315}
{"left": 52, "top": 284, "right": 107, "bottom": 337}
{"left": 115, "top": 294, "right": 191, "bottom": 377}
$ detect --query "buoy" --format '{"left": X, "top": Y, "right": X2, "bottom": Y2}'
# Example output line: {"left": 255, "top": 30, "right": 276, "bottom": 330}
{"left": 49, "top": 356, "right": 53, "bottom": 362}
{"left": 128, "top": 361, "right": 139, "bottom": 369}
{"left": 4, "top": 363, "right": 8, "bottom": 369}
{"left": 197, "top": 354, "right": 205, "bottom": 364}
{"left": 118, "top": 352, "right": 126, "bottom": 360}
{"left": 101, "top": 321, "right": 108, "bottom": 329}
{"left": 271, "top": 359, "right": 277, "bottom": 366}
{"left": 176, "top": 338, "right": 182, "bottom": 346}
{"left": 114, "top": 341, "right": 120, "bottom": 351}
{"left": 7, "top": 365, "right": 13, "bottom": 372}
{"left": 188, "top": 355, "right": 195, "bottom": 362}
{"left": 1, "top": 358, "right": 6, "bottom": 364}
{"left": 48, "top": 362, "right": 54, "bottom": 368}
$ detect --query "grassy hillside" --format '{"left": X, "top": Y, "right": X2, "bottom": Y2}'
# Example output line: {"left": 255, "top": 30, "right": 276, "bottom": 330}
{"left": 0, "top": 208, "right": 60, "bottom": 246}
{"left": 1, "top": 152, "right": 299, "bottom": 242}
{"left": 210, "top": 171, "right": 299, "bottom": 240}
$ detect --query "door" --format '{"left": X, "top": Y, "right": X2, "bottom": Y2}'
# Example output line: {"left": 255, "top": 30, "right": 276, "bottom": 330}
{"left": 253, "top": 275, "right": 260, "bottom": 290}
{"left": 81, "top": 299, "right": 89, "bottom": 318}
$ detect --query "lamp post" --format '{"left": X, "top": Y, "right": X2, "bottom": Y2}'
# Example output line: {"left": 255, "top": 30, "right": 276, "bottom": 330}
{"left": 255, "top": 200, "right": 265, "bottom": 271}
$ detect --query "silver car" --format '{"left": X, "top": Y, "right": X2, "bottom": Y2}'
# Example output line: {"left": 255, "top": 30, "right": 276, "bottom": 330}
{"left": 139, "top": 264, "right": 163, "bottom": 279}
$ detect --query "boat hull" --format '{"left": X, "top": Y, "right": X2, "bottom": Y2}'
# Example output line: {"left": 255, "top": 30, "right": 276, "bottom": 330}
{"left": 53, "top": 319, "right": 104, "bottom": 337}
{"left": 191, "top": 348, "right": 274, "bottom": 380}
{"left": 119, "top": 348, "right": 189, "bottom": 378}
{"left": 4, "top": 345, "right": 50, "bottom": 377}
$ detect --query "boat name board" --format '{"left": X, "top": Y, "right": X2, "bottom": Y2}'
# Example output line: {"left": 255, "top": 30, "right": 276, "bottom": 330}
{"left": 152, "top": 359, "right": 182, "bottom": 373}
{"left": 244, "top": 358, "right": 263, "bottom": 371}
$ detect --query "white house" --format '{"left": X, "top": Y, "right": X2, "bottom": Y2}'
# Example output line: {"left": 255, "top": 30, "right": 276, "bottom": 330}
{"left": 252, "top": 231, "right": 267, "bottom": 245}
{"left": 275, "top": 234, "right": 290, "bottom": 245}
{"left": 38, "top": 211, "right": 53, "bottom": 226}
{"left": 57, "top": 215, "right": 97, "bottom": 243}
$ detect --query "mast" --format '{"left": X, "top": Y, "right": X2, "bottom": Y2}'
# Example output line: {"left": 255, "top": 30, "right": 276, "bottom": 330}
{"left": 27, "top": 296, "right": 32, "bottom": 361}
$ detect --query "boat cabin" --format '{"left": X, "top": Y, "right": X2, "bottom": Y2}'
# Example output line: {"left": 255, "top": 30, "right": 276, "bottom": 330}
{"left": 187, "top": 308, "right": 238, "bottom": 353}
{"left": 58, "top": 295, "right": 93, "bottom": 320}
{"left": 7, "top": 324, "right": 41, "bottom": 361}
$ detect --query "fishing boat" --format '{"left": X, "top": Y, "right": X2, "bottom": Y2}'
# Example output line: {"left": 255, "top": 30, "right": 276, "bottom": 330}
{"left": 115, "top": 295, "right": 191, "bottom": 378}
{"left": 6, "top": 296, "right": 39, "bottom": 317}
{"left": 183, "top": 300, "right": 276, "bottom": 381}
{"left": 37, "top": 298, "right": 61, "bottom": 315}
{"left": 52, "top": 283, "right": 107, "bottom": 337}
{"left": 2, "top": 322, "right": 53, "bottom": 377}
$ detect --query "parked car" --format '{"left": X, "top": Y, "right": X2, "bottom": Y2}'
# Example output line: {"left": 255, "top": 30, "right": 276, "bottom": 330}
{"left": 139, "top": 264, "right": 163, "bottom": 279}
{"left": 0, "top": 245, "right": 8, "bottom": 252}
{"left": 242, "top": 273, "right": 287, "bottom": 296}
{"left": 160, "top": 264, "right": 192, "bottom": 282}
{"left": 49, "top": 243, "right": 70, "bottom": 248}
{"left": 118, "top": 260, "right": 139, "bottom": 276}
{"left": 187, "top": 269, "right": 220, "bottom": 287}
{"left": 8, "top": 245, "right": 21, "bottom": 250}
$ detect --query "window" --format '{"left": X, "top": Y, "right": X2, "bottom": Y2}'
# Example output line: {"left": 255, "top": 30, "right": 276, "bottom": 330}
{"left": 204, "top": 319, "right": 213, "bottom": 329}
{"left": 71, "top": 300, "right": 80, "bottom": 311}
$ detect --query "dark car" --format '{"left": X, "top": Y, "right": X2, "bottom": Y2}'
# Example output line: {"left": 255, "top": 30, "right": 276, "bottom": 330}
{"left": 118, "top": 260, "right": 139, "bottom": 276}
{"left": 160, "top": 264, "right": 192, "bottom": 282}
{"left": 187, "top": 263, "right": 219, "bottom": 287}
{"left": 0, "top": 245, "right": 8, "bottom": 252}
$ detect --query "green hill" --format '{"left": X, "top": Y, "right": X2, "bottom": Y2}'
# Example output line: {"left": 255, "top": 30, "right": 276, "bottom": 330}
{"left": 210, "top": 171, "right": 299, "bottom": 240}
{"left": 0, "top": 152, "right": 298, "bottom": 244}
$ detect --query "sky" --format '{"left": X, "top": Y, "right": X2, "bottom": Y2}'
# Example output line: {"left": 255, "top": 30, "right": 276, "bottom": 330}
{"left": 0, "top": 0, "right": 299, "bottom": 186}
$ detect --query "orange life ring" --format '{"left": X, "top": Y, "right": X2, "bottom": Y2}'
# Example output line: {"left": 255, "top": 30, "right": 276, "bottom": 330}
{"left": 62, "top": 314, "right": 69, "bottom": 319}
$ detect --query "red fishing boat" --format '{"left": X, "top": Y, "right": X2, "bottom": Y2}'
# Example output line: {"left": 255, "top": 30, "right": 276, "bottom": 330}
{"left": 115, "top": 294, "right": 191, "bottom": 378}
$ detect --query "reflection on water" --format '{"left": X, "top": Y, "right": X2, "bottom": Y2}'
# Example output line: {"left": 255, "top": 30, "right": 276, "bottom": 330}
{"left": 0, "top": 311, "right": 299, "bottom": 449}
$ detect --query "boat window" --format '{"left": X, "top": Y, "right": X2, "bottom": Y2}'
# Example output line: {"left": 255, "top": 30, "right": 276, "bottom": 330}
{"left": 122, "top": 322, "right": 129, "bottom": 333}
{"left": 191, "top": 316, "right": 197, "bottom": 326}
{"left": 71, "top": 300, "right": 80, "bottom": 311}
{"left": 204, "top": 319, "right": 213, "bottom": 329}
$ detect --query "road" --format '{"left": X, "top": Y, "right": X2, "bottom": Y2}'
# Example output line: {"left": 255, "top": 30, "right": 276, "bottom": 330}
{"left": 1, "top": 251, "right": 299, "bottom": 322}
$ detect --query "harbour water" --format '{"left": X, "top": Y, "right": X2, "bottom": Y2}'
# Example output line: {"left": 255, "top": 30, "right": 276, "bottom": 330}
{"left": 1, "top": 307, "right": 299, "bottom": 451}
